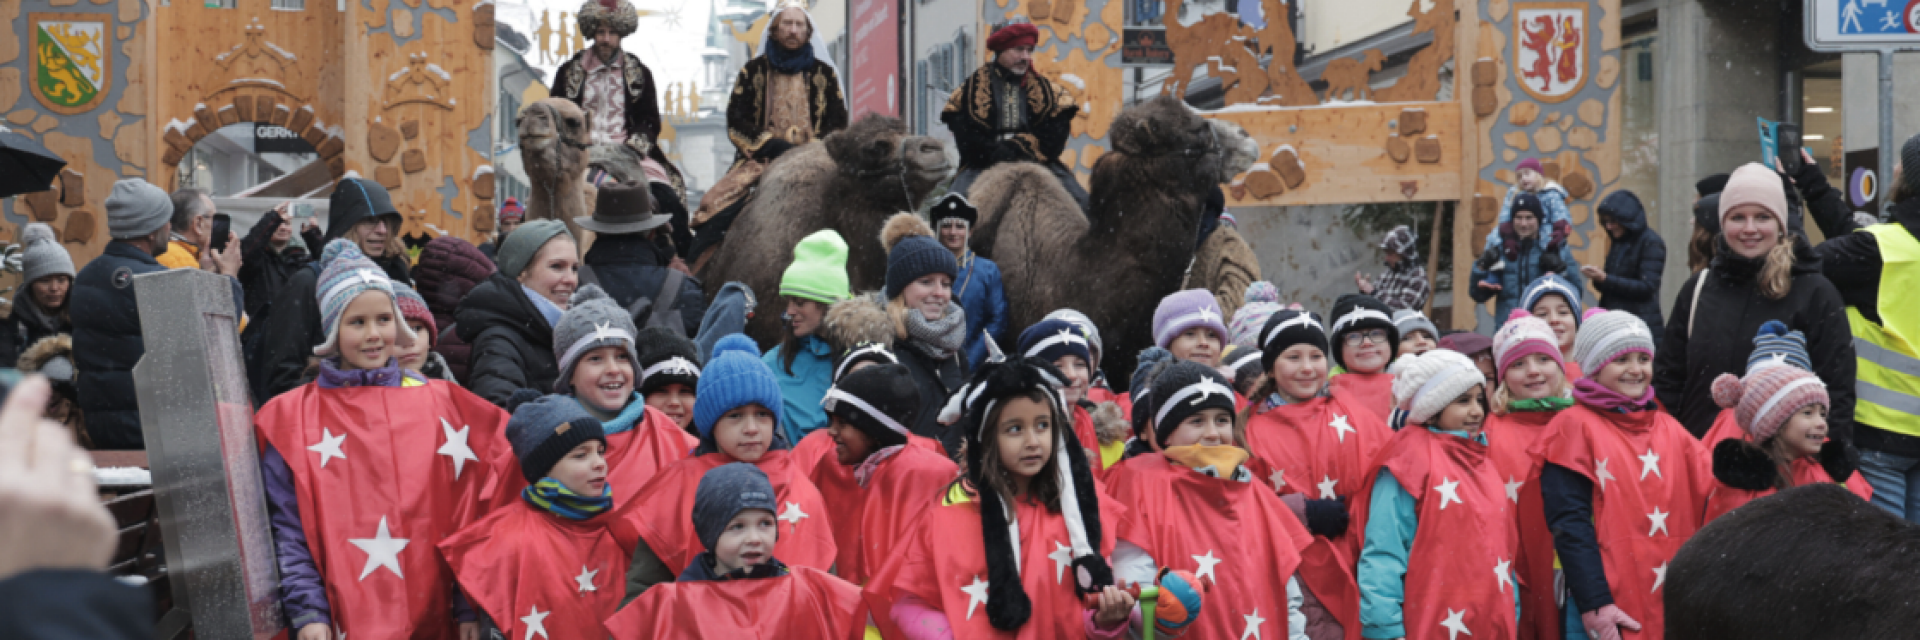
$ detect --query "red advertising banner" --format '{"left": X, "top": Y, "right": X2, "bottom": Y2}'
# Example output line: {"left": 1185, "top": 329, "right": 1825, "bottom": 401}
{"left": 848, "top": 0, "right": 899, "bottom": 117}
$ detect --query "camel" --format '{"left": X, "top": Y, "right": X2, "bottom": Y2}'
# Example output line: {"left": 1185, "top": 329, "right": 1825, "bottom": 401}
{"left": 1187, "top": 224, "right": 1264, "bottom": 321}
{"left": 516, "top": 97, "right": 596, "bottom": 240}
{"left": 697, "top": 114, "right": 952, "bottom": 346}
{"left": 966, "top": 95, "right": 1256, "bottom": 390}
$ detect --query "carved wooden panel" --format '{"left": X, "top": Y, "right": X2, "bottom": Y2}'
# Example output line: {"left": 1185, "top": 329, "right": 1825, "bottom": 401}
{"left": 375, "top": 166, "right": 403, "bottom": 190}
{"left": 58, "top": 169, "right": 86, "bottom": 207}
{"left": 402, "top": 149, "right": 427, "bottom": 173}
{"left": 368, "top": 123, "right": 401, "bottom": 163}
{"left": 64, "top": 210, "right": 96, "bottom": 246}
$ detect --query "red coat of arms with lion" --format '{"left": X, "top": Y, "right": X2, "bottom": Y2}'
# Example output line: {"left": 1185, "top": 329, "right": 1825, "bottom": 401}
{"left": 1514, "top": 2, "right": 1588, "bottom": 103}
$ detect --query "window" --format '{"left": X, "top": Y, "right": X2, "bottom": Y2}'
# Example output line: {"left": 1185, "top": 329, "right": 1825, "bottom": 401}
{"left": 271, "top": 0, "right": 305, "bottom": 10}
{"left": 1128, "top": 0, "right": 1164, "bottom": 27}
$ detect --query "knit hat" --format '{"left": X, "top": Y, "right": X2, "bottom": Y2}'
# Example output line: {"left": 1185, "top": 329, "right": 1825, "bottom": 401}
{"left": 1510, "top": 192, "right": 1544, "bottom": 221}
{"left": 1521, "top": 273, "right": 1584, "bottom": 324}
{"left": 1228, "top": 282, "right": 1284, "bottom": 350}
{"left": 1571, "top": 310, "right": 1656, "bottom": 375}
{"left": 693, "top": 334, "right": 786, "bottom": 444}
{"left": 1152, "top": 289, "right": 1228, "bottom": 350}
{"left": 1438, "top": 331, "right": 1493, "bottom": 358}
{"left": 392, "top": 282, "right": 436, "bottom": 345}
{"left": 552, "top": 284, "right": 639, "bottom": 394}
{"left": 1719, "top": 163, "right": 1789, "bottom": 228}
{"left": 929, "top": 193, "right": 977, "bottom": 228}
{"left": 1516, "top": 158, "right": 1544, "bottom": 177}
{"left": 105, "top": 179, "right": 172, "bottom": 239}
{"left": 20, "top": 223, "right": 74, "bottom": 285}
{"left": 821, "top": 363, "right": 918, "bottom": 449}
{"left": 505, "top": 393, "right": 607, "bottom": 483}
{"left": 986, "top": 20, "right": 1039, "bottom": 52}
{"left": 1381, "top": 225, "right": 1419, "bottom": 260}
{"left": 313, "top": 240, "right": 417, "bottom": 357}
{"left": 1746, "top": 320, "right": 1812, "bottom": 374}
{"left": 1389, "top": 349, "right": 1487, "bottom": 425}
{"left": 1224, "top": 347, "right": 1264, "bottom": 388}
{"left": 1327, "top": 294, "right": 1398, "bottom": 370}
{"left": 1692, "top": 193, "right": 1723, "bottom": 237}
{"left": 692, "top": 462, "right": 778, "bottom": 552}
{"left": 881, "top": 213, "right": 958, "bottom": 300}
{"left": 1257, "top": 309, "right": 1330, "bottom": 376}
{"left": 1392, "top": 309, "right": 1439, "bottom": 342}
{"left": 1713, "top": 367, "right": 1829, "bottom": 443}
{"left": 1147, "top": 360, "right": 1236, "bottom": 450}
{"left": 952, "top": 357, "right": 1111, "bottom": 629}
{"left": 780, "top": 230, "right": 852, "bottom": 304}
{"left": 496, "top": 219, "right": 573, "bottom": 278}
{"left": 833, "top": 341, "right": 899, "bottom": 382}
{"left": 1695, "top": 174, "right": 1731, "bottom": 197}
{"left": 1493, "top": 311, "right": 1562, "bottom": 379}
{"left": 498, "top": 197, "right": 526, "bottom": 225}
{"left": 1019, "top": 319, "right": 1094, "bottom": 367}
{"left": 1044, "top": 309, "right": 1104, "bottom": 367}
{"left": 635, "top": 326, "right": 702, "bottom": 396}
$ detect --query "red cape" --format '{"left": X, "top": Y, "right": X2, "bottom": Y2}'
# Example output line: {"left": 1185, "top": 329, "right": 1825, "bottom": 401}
{"left": 483, "top": 404, "right": 697, "bottom": 512}
{"left": 610, "top": 450, "right": 837, "bottom": 575}
{"left": 1562, "top": 359, "right": 1583, "bottom": 383}
{"left": 438, "top": 500, "right": 629, "bottom": 640}
{"left": 1532, "top": 404, "right": 1712, "bottom": 638}
{"left": 604, "top": 566, "right": 863, "bottom": 640}
{"left": 1700, "top": 409, "right": 1872, "bottom": 521}
{"left": 803, "top": 438, "right": 958, "bottom": 586}
{"left": 862, "top": 482, "right": 1124, "bottom": 639}
{"left": 254, "top": 380, "right": 509, "bottom": 639}
{"left": 1330, "top": 372, "right": 1396, "bottom": 424}
{"left": 1484, "top": 409, "right": 1562, "bottom": 640}
{"left": 1352, "top": 426, "right": 1520, "bottom": 640}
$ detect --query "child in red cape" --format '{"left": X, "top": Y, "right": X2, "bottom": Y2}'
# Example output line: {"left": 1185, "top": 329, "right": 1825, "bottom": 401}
{"left": 813, "top": 358, "right": 959, "bottom": 586}
{"left": 1705, "top": 363, "right": 1868, "bottom": 521}
{"left": 1355, "top": 350, "right": 1520, "bottom": 640}
{"left": 1326, "top": 294, "right": 1400, "bottom": 424}
{"left": 604, "top": 462, "right": 864, "bottom": 639}
{"left": 633, "top": 326, "right": 703, "bottom": 437}
{"left": 1022, "top": 318, "right": 1129, "bottom": 480}
{"left": 1482, "top": 312, "right": 1574, "bottom": 640}
{"left": 439, "top": 394, "right": 627, "bottom": 638}
{"left": 864, "top": 357, "right": 1134, "bottom": 639}
{"left": 614, "top": 334, "right": 836, "bottom": 600}
{"left": 255, "top": 241, "right": 508, "bottom": 640}
{"left": 1521, "top": 273, "right": 1586, "bottom": 381}
{"left": 1698, "top": 322, "right": 1871, "bottom": 507}
{"left": 1533, "top": 311, "right": 1711, "bottom": 640}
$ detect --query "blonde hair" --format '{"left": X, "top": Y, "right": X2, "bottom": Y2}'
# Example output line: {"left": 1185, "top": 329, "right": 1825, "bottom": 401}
{"left": 1756, "top": 240, "right": 1796, "bottom": 300}
{"left": 887, "top": 296, "right": 912, "bottom": 341}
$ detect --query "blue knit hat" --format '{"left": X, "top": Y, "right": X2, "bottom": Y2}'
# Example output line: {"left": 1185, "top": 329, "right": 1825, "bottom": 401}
{"left": 1521, "top": 273, "right": 1584, "bottom": 326}
{"left": 313, "top": 239, "right": 417, "bottom": 357}
{"left": 882, "top": 213, "right": 958, "bottom": 300}
{"left": 1018, "top": 319, "right": 1094, "bottom": 366}
{"left": 693, "top": 334, "right": 786, "bottom": 444}
{"left": 1746, "top": 320, "right": 1812, "bottom": 374}
{"left": 506, "top": 393, "right": 607, "bottom": 483}
{"left": 693, "top": 462, "right": 778, "bottom": 552}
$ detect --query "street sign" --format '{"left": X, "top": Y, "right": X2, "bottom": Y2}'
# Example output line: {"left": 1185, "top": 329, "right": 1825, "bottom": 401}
{"left": 1805, "top": 0, "right": 1920, "bottom": 215}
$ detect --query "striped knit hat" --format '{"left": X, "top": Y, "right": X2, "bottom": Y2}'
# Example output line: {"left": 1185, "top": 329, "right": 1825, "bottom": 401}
{"left": 1494, "top": 310, "right": 1562, "bottom": 379}
{"left": 1019, "top": 319, "right": 1094, "bottom": 367}
{"left": 392, "top": 283, "right": 436, "bottom": 344}
{"left": 1228, "top": 282, "right": 1284, "bottom": 350}
{"left": 1746, "top": 320, "right": 1812, "bottom": 374}
{"left": 313, "top": 239, "right": 417, "bottom": 357}
{"left": 1713, "top": 367, "right": 1829, "bottom": 442}
{"left": 1521, "top": 273, "right": 1584, "bottom": 325}
{"left": 1571, "top": 310, "right": 1654, "bottom": 375}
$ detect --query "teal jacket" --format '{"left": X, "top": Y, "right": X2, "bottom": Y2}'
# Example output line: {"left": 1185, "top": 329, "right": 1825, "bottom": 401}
{"left": 764, "top": 335, "right": 834, "bottom": 445}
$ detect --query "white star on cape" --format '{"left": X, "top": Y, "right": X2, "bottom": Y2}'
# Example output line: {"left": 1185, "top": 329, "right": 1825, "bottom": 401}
{"left": 1596, "top": 458, "right": 1616, "bottom": 490}
{"left": 1269, "top": 468, "right": 1287, "bottom": 491}
{"left": 1328, "top": 414, "right": 1356, "bottom": 443}
{"left": 1494, "top": 558, "right": 1513, "bottom": 593}
{"left": 438, "top": 419, "right": 478, "bottom": 481}
{"left": 1638, "top": 448, "right": 1663, "bottom": 481}
{"left": 1505, "top": 476, "right": 1523, "bottom": 503}
{"left": 778, "top": 501, "right": 809, "bottom": 533}
{"left": 520, "top": 605, "right": 550, "bottom": 640}
{"left": 1440, "top": 608, "right": 1472, "bottom": 640}
{"left": 308, "top": 427, "right": 348, "bottom": 468}
{"left": 1048, "top": 541, "right": 1073, "bottom": 584}
{"left": 1434, "top": 477, "right": 1462, "bottom": 510}
{"left": 1652, "top": 561, "right": 1669, "bottom": 593}
{"left": 575, "top": 566, "right": 598, "bottom": 592}
{"left": 1647, "top": 507, "right": 1670, "bottom": 537}
{"left": 1317, "top": 475, "right": 1339, "bottom": 499}
{"left": 961, "top": 576, "right": 991, "bottom": 620}
{"left": 1192, "top": 549, "right": 1222, "bottom": 582}
{"left": 1240, "top": 608, "right": 1266, "bottom": 640}
{"left": 349, "top": 516, "right": 410, "bottom": 580}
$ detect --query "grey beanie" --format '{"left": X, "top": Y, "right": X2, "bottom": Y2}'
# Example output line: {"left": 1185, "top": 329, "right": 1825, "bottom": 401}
{"left": 106, "top": 179, "right": 172, "bottom": 239}
{"left": 496, "top": 219, "right": 572, "bottom": 278}
{"left": 692, "top": 462, "right": 778, "bottom": 552}
{"left": 552, "top": 284, "right": 640, "bottom": 394}
{"left": 505, "top": 393, "right": 607, "bottom": 483}
{"left": 20, "top": 223, "right": 74, "bottom": 285}
{"left": 1392, "top": 309, "right": 1439, "bottom": 343}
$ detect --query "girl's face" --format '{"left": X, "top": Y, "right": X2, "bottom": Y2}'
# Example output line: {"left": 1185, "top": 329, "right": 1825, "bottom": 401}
{"left": 1164, "top": 408, "right": 1235, "bottom": 448}
{"left": 29, "top": 275, "right": 69, "bottom": 310}
{"left": 994, "top": 396, "right": 1055, "bottom": 496}
{"left": 518, "top": 237, "right": 579, "bottom": 308}
{"left": 1513, "top": 210, "right": 1541, "bottom": 239}
{"left": 1434, "top": 387, "right": 1487, "bottom": 434}
{"left": 1052, "top": 355, "right": 1090, "bottom": 405}
{"left": 548, "top": 440, "right": 608, "bottom": 496}
{"left": 1722, "top": 204, "right": 1782, "bottom": 259}
{"left": 1342, "top": 329, "right": 1391, "bottom": 374}
{"left": 1399, "top": 330, "right": 1436, "bottom": 356}
{"left": 1502, "top": 353, "right": 1566, "bottom": 400}
{"left": 713, "top": 403, "right": 776, "bottom": 462}
{"left": 1169, "top": 328, "right": 1223, "bottom": 367}
{"left": 1775, "top": 404, "right": 1829, "bottom": 459}
{"left": 826, "top": 415, "right": 877, "bottom": 465}
{"left": 572, "top": 346, "right": 634, "bottom": 413}
{"left": 394, "top": 319, "right": 432, "bottom": 371}
{"left": 1269, "top": 344, "right": 1328, "bottom": 402}
{"left": 645, "top": 383, "right": 696, "bottom": 430}
{"left": 785, "top": 297, "right": 827, "bottom": 338}
{"left": 711, "top": 509, "right": 778, "bottom": 574}
{"left": 1532, "top": 297, "right": 1578, "bottom": 350}
{"left": 1518, "top": 168, "right": 1543, "bottom": 191}
{"left": 1592, "top": 351, "right": 1653, "bottom": 399}
{"left": 338, "top": 291, "right": 398, "bottom": 370}
{"left": 904, "top": 274, "right": 954, "bottom": 320}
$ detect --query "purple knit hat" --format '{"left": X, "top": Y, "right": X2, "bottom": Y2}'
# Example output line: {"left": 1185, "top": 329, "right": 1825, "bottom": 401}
{"left": 1713, "top": 367, "right": 1829, "bottom": 442}
{"left": 1152, "top": 289, "right": 1228, "bottom": 349}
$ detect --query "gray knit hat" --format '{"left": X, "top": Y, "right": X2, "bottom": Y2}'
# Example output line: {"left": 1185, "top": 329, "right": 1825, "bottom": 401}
{"left": 1572, "top": 310, "right": 1656, "bottom": 375}
{"left": 693, "top": 462, "right": 778, "bottom": 552}
{"left": 505, "top": 393, "right": 607, "bottom": 483}
{"left": 1392, "top": 309, "right": 1439, "bottom": 343}
{"left": 552, "top": 284, "right": 640, "bottom": 394}
{"left": 20, "top": 223, "right": 74, "bottom": 285}
{"left": 496, "top": 219, "right": 572, "bottom": 278}
{"left": 105, "top": 179, "right": 172, "bottom": 239}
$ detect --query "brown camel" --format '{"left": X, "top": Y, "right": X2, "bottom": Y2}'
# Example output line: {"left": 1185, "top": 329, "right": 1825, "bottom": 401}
{"left": 967, "top": 95, "right": 1255, "bottom": 389}
{"left": 697, "top": 114, "right": 951, "bottom": 347}
{"left": 517, "top": 98, "right": 596, "bottom": 240}
{"left": 1187, "top": 225, "right": 1264, "bottom": 321}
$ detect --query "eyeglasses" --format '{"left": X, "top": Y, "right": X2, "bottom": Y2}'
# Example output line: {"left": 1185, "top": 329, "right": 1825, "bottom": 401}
{"left": 1343, "top": 329, "right": 1390, "bottom": 346}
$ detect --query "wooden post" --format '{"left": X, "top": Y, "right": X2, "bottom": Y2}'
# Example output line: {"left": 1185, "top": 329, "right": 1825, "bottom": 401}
{"left": 1425, "top": 199, "right": 1446, "bottom": 317}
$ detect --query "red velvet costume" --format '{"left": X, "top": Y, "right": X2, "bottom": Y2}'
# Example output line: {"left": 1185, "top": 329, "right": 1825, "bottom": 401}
{"left": 439, "top": 500, "right": 628, "bottom": 639}
{"left": 605, "top": 566, "right": 863, "bottom": 639}
{"left": 610, "top": 450, "right": 837, "bottom": 575}
{"left": 1484, "top": 409, "right": 1561, "bottom": 640}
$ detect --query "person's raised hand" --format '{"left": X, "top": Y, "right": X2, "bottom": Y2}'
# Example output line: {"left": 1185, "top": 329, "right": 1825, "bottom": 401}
{"left": 1354, "top": 272, "right": 1374, "bottom": 294}
{"left": 0, "top": 376, "right": 116, "bottom": 583}
{"left": 1580, "top": 265, "right": 1606, "bottom": 282}
{"left": 211, "top": 233, "right": 242, "bottom": 275}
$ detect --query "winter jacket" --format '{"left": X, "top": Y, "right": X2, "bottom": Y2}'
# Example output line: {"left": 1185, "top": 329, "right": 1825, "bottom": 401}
{"left": 1593, "top": 191, "right": 1666, "bottom": 344}
{"left": 236, "top": 210, "right": 317, "bottom": 325}
{"left": 953, "top": 251, "right": 1008, "bottom": 371}
{"left": 156, "top": 238, "right": 200, "bottom": 270}
{"left": 1656, "top": 238, "right": 1857, "bottom": 441}
{"left": 764, "top": 334, "right": 834, "bottom": 446}
{"left": 1468, "top": 231, "right": 1586, "bottom": 324}
{"left": 580, "top": 233, "right": 706, "bottom": 333}
{"left": 0, "top": 570, "right": 151, "bottom": 640}
{"left": 1819, "top": 197, "right": 1920, "bottom": 456}
{"left": 1486, "top": 183, "right": 1573, "bottom": 249}
{"left": 693, "top": 282, "right": 754, "bottom": 361}
{"left": 897, "top": 343, "right": 967, "bottom": 457}
{"left": 412, "top": 236, "right": 496, "bottom": 385}
{"left": 0, "top": 297, "right": 69, "bottom": 368}
{"left": 456, "top": 271, "right": 560, "bottom": 407}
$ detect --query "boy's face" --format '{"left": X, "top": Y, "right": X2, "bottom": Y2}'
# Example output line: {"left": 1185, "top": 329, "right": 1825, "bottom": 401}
{"left": 712, "top": 509, "right": 778, "bottom": 574}
{"left": 1169, "top": 328, "right": 1222, "bottom": 367}
{"left": 549, "top": 440, "right": 608, "bottom": 496}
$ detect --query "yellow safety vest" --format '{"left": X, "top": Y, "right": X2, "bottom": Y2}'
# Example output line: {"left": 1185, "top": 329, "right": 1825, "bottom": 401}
{"left": 1849, "top": 223, "right": 1920, "bottom": 434}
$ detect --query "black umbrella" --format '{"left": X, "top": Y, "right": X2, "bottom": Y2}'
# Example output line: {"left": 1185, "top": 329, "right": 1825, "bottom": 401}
{"left": 0, "top": 126, "right": 66, "bottom": 199}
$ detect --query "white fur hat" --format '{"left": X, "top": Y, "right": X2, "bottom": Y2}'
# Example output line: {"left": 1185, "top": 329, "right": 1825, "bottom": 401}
{"left": 1389, "top": 349, "right": 1486, "bottom": 425}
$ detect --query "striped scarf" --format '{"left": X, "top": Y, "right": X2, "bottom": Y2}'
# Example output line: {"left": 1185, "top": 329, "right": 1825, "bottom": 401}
{"left": 521, "top": 478, "right": 614, "bottom": 521}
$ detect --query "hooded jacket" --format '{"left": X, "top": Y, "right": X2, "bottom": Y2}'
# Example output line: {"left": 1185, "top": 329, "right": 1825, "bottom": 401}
{"left": 1594, "top": 190, "right": 1666, "bottom": 343}
{"left": 580, "top": 232, "right": 706, "bottom": 333}
{"left": 455, "top": 271, "right": 559, "bottom": 407}
{"left": 412, "top": 236, "right": 496, "bottom": 384}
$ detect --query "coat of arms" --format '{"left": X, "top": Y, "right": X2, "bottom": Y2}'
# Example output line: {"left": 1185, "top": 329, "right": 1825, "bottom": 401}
{"left": 1513, "top": 2, "right": 1587, "bottom": 103}
{"left": 30, "top": 13, "right": 112, "bottom": 114}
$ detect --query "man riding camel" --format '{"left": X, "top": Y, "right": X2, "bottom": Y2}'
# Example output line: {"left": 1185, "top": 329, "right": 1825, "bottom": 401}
{"left": 943, "top": 18, "right": 1087, "bottom": 211}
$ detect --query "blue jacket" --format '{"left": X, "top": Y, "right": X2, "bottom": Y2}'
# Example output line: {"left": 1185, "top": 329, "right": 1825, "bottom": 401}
{"left": 764, "top": 334, "right": 834, "bottom": 445}
{"left": 1358, "top": 428, "right": 1517, "bottom": 639}
{"left": 954, "top": 251, "right": 1008, "bottom": 370}
{"left": 1469, "top": 233, "right": 1585, "bottom": 324}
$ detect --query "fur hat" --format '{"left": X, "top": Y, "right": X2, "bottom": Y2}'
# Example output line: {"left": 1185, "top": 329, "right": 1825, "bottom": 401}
{"left": 820, "top": 293, "right": 893, "bottom": 353}
{"left": 1328, "top": 294, "right": 1397, "bottom": 370}
{"left": 1746, "top": 320, "right": 1812, "bottom": 375}
{"left": 505, "top": 393, "right": 606, "bottom": 483}
{"left": 882, "top": 213, "right": 957, "bottom": 301}
{"left": 1152, "top": 289, "right": 1228, "bottom": 350}
{"left": 822, "top": 363, "right": 918, "bottom": 449}
{"left": 1572, "top": 310, "right": 1655, "bottom": 376}
{"left": 986, "top": 20, "right": 1039, "bottom": 52}
{"left": 1044, "top": 309, "right": 1104, "bottom": 367}
{"left": 693, "top": 334, "right": 786, "bottom": 449}
{"left": 1713, "top": 367, "right": 1829, "bottom": 443}
{"left": 1390, "top": 350, "right": 1486, "bottom": 425}
{"left": 952, "top": 357, "right": 1111, "bottom": 630}
{"left": 1228, "top": 282, "right": 1284, "bottom": 350}
{"left": 1392, "top": 309, "right": 1439, "bottom": 343}
{"left": 693, "top": 462, "right": 778, "bottom": 552}
{"left": 313, "top": 240, "right": 417, "bottom": 357}
{"left": 1521, "top": 273, "right": 1584, "bottom": 324}
{"left": 392, "top": 282, "right": 436, "bottom": 346}
{"left": 929, "top": 193, "right": 977, "bottom": 228}
{"left": 20, "top": 223, "right": 74, "bottom": 285}
{"left": 634, "top": 326, "right": 702, "bottom": 396}
{"left": 782, "top": 230, "right": 852, "bottom": 305}
{"left": 552, "top": 284, "right": 640, "bottom": 394}
{"left": 1147, "top": 360, "right": 1236, "bottom": 450}
{"left": 576, "top": 0, "right": 639, "bottom": 38}
{"left": 833, "top": 341, "right": 899, "bottom": 382}
{"left": 1019, "top": 319, "right": 1094, "bottom": 367}
{"left": 1381, "top": 225, "right": 1419, "bottom": 260}
{"left": 1494, "top": 310, "right": 1562, "bottom": 379}
{"left": 1257, "top": 309, "right": 1329, "bottom": 376}
{"left": 1719, "top": 163, "right": 1788, "bottom": 227}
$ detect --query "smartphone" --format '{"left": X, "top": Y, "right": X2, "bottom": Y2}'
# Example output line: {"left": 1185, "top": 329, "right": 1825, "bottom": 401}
{"left": 1776, "top": 123, "right": 1803, "bottom": 175}
{"left": 210, "top": 214, "right": 232, "bottom": 252}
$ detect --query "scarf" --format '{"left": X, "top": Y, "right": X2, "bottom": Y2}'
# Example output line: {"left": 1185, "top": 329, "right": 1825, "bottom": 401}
{"left": 903, "top": 302, "right": 967, "bottom": 360}
{"left": 1509, "top": 396, "right": 1574, "bottom": 412}
{"left": 1163, "top": 444, "right": 1254, "bottom": 482}
{"left": 521, "top": 284, "right": 565, "bottom": 328}
{"left": 579, "top": 393, "right": 649, "bottom": 436}
{"left": 521, "top": 477, "right": 614, "bottom": 521}
{"left": 853, "top": 444, "right": 906, "bottom": 487}
{"left": 1572, "top": 378, "right": 1657, "bottom": 413}
{"left": 14, "top": 296, "right": 63, "bottom": 336}
{"left": 316, "top": 357, "right": 412, "bottom": 389}
{"left": 767, "top": 41, "right": 816, "bottom": 74}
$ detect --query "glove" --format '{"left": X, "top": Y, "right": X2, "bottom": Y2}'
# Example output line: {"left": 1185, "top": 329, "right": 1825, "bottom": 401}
{"left": 752, "top": 138, "right": 795, "bottom": 162}
{"left": 1712, "top": 439, "right": 1780, "bottom": 492}
{"left": 1820, "top": 440, "right": 1858, "bottom": 484}
{"left": 992, "top": 139, "right": 1030, "bottom": 163}
{"left": 1304, "top": 497, "right": 1349, "bottom": 537}
{"left": 1538, "top": 249, "right": 1567, "bottom": 275}
{"left": 1580, "top": 604, "right": 1642, "bottom": 640}
{"left": 1548, "top": 220, "right": 1571, "bottom": 252}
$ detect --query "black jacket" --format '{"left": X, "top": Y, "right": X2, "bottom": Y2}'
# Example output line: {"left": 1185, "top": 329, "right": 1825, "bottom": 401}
{"left": 895, "top": 343, "right": 966, "bottom": 457}
{"left": 580, "top": 233, "right": 706, "bottom": 333}
{"left": 0, "top": 570, "right": 151, "bottom": 640}
{"left": 1656, "top": 239, "right": 1856, "bottom": 442}
{"left": 1817, "top": 197, "right": 1920, "bottom": 455}
{"left": 456, "top": 272, "right": 559, "bottom": 407}
{"left": 236, "top": 210, "right": 317, "bottom": 323}
{"left": 0, "top": 296, "right": 69, "bottom": 368}
{"left": 1594, "top": 190, "right": 1666, "bottom": 344}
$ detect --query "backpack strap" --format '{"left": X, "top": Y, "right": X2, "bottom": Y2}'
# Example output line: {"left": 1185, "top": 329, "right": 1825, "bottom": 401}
{"left": 1687, "top": 268, "right": 1708, "bottom": 339}
{"left": 648, "top": 268, "right": 687, "bottom": 333}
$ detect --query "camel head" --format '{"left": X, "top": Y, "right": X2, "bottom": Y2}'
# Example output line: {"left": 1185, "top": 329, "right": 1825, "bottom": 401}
{"left": 1215, "top": 120, "right": 1258, "bottom": 182}
{"left": 1109, "top": 95, "right": 1233, "bottom": 192}
{"left": 518, "top": 98, "right": 592, "bottom": 180}
{"left": 826, "top": 113, "right": 953, "bottom": 206}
